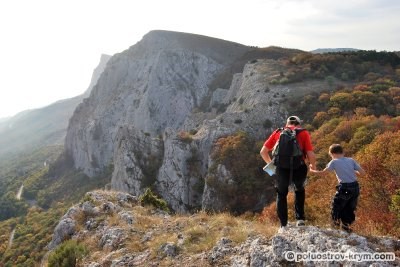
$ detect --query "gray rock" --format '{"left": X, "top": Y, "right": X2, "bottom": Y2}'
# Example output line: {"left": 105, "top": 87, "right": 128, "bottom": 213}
{"left": 85, "top": 218, "right": 98, "bottom": 231}
{"left": 102, "top": 201, "right": 117, "bottom": 213}
{"left": 159, "top": 242, "right": 178, "bottom": 258}
{"left": 118, "top": 211, "right": 134, "bottom": 225}
{"left": 231, "top": 226, "right": 399, "bottom": 267}
{"left": 81, "top": 201, "right": 99, "bottom": 216}
{"left": 141, "top": 231, "right": 153, "bottom": 243}
{"left": 116, "top": 192, "right": 138, "bottom": 205}
{"left": 61, "top": 206, "right": 80, "bottom": 220}
{"left": 109, "top": 250, "right": 151, "bottom": 266}
{"left": 210, "top": 88, "right": 229, "bottom": 107}
{"left": 111, "top": 126, "right": 163, "bottom": 197}
{"left": 209, "top": 237, "right": 234, "bottom": 263}
{"left": 48, "top": 218, "right": 76, "bottom": 249}
{"left": 99, "top": 227, "right": 126, "bottom": 251}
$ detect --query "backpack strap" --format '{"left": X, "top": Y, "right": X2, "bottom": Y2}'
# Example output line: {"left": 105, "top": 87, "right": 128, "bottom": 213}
{"left": 288, "top": 128, "right": 305, "bottom": 185}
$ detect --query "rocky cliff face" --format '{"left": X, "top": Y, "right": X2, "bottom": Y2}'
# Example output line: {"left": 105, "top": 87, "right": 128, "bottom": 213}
{"left": 65, "top": 30, "right": 251, "bottom": 176}
{"left": 64, "top": 30, "right": 330, "bottom": 212}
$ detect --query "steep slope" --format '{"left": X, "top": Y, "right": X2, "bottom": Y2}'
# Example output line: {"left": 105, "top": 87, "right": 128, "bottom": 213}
{"left": 0, "top": 54, "right": 110, "bottom": 158}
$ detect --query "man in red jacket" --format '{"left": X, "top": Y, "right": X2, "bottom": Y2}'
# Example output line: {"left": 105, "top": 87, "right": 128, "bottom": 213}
{"left": 260, "top": 116, "right": 316, "bottom": 230}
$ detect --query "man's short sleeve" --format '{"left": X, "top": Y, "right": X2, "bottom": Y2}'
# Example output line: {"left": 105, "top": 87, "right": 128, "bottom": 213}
{"left": 298, "top": 130, "right": 313, "bottom": 152}
{"left": 263, "top": 130, "right": 280, "bottom": 150}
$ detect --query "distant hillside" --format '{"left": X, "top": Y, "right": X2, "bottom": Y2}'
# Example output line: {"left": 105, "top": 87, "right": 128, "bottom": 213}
{"left": 311, "top": 48, "right": 359, "bottom": 54}
{"left": 0, "top": 117, "right": 9, "bottom": 123}
{"left": 0, "top": 54, "right": 110, "bottom": 159}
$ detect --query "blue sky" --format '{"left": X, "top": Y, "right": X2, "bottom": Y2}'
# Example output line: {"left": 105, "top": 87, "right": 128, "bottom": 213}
{"left": 0, "top": 0, "right": 399, "bottom": 118}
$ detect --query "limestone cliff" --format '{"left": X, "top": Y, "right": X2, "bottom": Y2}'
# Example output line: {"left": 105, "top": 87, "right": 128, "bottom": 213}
{"left": 64, "top": 30, "right": 331, "bottom": 212}
{"left": 65, "top": 30, "right": 251, "bottom": 176}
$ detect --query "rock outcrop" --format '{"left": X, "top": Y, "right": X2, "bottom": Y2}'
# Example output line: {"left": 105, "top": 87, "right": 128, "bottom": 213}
{"left": 48, "top": 190, "right": 400, "bottom": 266}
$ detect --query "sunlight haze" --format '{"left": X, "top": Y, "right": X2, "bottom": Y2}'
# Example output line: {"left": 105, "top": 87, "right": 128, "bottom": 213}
{"left": 0, "top": 0, "right": 399, "bottom": 118}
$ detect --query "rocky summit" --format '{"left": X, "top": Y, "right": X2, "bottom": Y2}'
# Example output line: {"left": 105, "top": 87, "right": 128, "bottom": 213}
{"left": 64, "top": 30, "right": 331, "bottom": 213}
{"left": 48, "top": 190, "right": 400, "bottom": 266}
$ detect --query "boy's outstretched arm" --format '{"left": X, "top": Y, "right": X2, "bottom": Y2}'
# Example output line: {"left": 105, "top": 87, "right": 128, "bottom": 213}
{"left": 309, "top": 167, "right": 330, "bottom": 175}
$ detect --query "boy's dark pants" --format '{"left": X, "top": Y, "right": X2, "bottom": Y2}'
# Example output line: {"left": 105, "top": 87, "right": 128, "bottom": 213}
{"left": 276, "top": 164, "right": 307, "bottom": 227}
{"left": 331, "top": 182, "right": 360, "bottom": 225}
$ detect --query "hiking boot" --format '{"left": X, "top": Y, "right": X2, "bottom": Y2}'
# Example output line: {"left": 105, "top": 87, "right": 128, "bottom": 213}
{"left": 278, "top": 226, "right": 288, "bottom": 233}
{"left": 296, "top": 220, "right": 305, "bottom": 226}
{"left": 341, "top": 223, "right": 352, "bottom": 233}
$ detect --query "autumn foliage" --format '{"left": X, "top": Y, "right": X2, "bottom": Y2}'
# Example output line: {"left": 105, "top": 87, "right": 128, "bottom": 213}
{"left": 209, "top": 131, "right": 274, "bottom": 213}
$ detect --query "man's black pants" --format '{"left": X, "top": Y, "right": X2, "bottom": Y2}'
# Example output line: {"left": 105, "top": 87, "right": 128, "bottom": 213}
{"left": 331, "top": 181, "right": 359, "bottom": 225}
{"left": 276, "top": 164, "right": 307, "bottom": 227}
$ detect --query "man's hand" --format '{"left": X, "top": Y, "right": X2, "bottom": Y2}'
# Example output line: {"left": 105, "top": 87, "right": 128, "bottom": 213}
{"left": 309, "top": 163, "right": 316, "bottom": 171}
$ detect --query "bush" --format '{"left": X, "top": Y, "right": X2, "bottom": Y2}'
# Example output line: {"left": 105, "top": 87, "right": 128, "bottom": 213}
{"left": 48, "top": 240, "right": 88, "bottom": 267}
{"left": 139, "top": 188, "right": 169, "bottom": 212}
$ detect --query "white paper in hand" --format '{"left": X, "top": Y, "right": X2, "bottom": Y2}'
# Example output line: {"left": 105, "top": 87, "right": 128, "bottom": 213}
{"left": 263, "top": 161, "right": 276, "bottom": 176}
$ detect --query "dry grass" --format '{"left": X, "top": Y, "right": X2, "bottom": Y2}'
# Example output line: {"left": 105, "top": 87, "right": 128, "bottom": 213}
{"left": 183, "top": 225, "right": 216, "bottom": 253}
{"left": 76, "top": 196, "right": 278, "bottom": 265}
{"left": 107, "top": 212, "right": 121, "bottom": 227}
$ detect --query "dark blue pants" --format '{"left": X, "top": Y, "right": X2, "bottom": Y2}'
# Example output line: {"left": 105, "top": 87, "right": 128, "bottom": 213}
{"left": 276, "top": 164, "right": 307, "bottom": 227}
{"left": 331, "top": 182, "right": 360, "bottom": 225}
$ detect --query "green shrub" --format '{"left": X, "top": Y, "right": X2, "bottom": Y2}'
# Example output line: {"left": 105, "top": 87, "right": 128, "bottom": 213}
{"left": 48, "top": 240, "right": 88, "bottom": 267}
{"left": 139, "top": 188, "right": 169, "bottom": 212}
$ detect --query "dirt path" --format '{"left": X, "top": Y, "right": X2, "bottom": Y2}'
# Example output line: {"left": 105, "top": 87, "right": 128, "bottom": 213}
{"left": 16, "top": 184, "right": 24, "bottom": 200}
{"left": 8, "top": 184, "right": 24, "bottom": 249}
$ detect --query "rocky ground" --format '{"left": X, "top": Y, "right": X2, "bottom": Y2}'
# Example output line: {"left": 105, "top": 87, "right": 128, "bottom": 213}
{"left": 47, "top": 190, "right": 400, "bottom": 266}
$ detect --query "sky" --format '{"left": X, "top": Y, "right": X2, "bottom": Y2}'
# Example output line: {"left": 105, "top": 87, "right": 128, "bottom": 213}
{"left": 0, "top": 0, "right": 399, "bottom": 119}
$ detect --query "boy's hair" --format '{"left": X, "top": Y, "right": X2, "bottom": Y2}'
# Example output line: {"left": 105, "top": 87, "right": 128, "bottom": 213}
{"left": 329, "top": 144, "right": 343, "bottom": 154}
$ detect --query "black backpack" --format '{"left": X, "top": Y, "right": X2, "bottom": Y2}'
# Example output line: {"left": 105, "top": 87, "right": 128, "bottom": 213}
{"left": 272, "top": 128, "right": 305, "bottom": 169}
